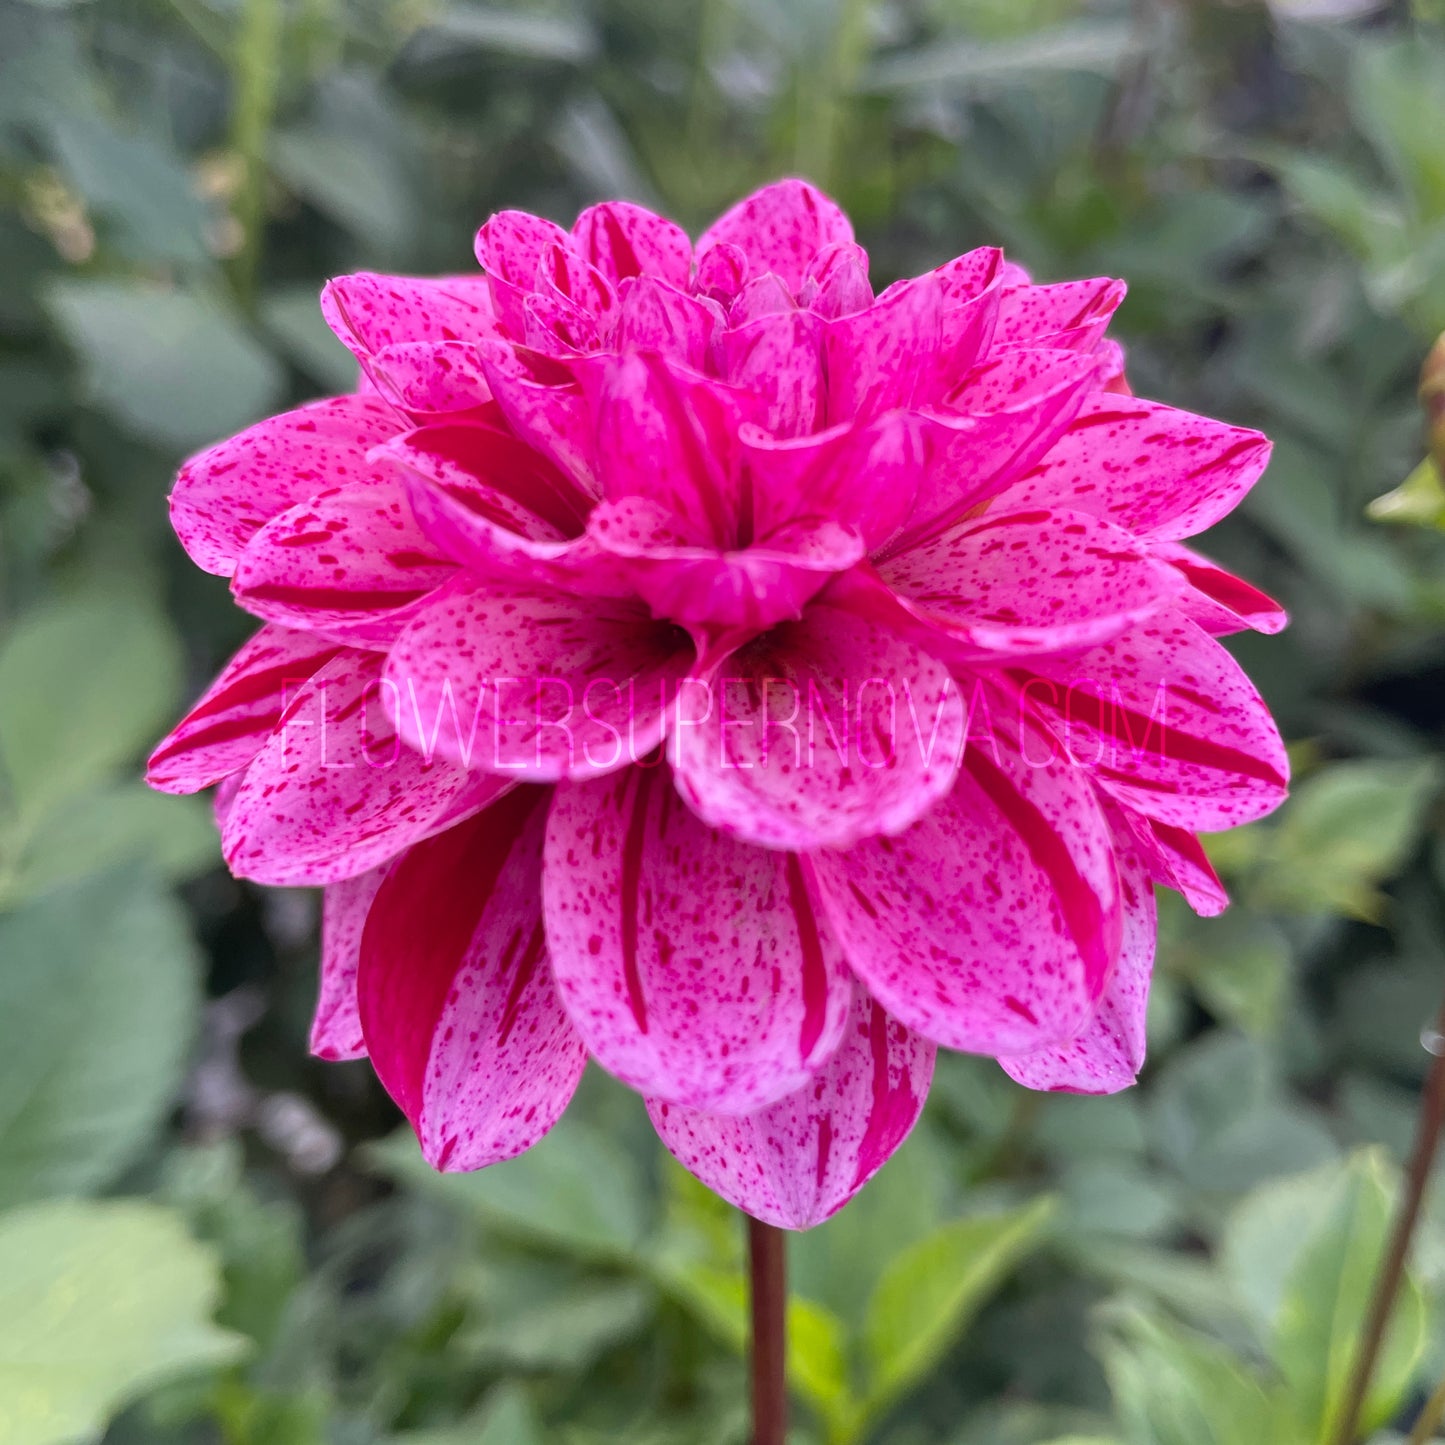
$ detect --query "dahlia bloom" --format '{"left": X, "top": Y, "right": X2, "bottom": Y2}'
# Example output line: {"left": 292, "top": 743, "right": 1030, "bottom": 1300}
{"left": 149, "top": 180, "right": 1287, "bottom": 1229}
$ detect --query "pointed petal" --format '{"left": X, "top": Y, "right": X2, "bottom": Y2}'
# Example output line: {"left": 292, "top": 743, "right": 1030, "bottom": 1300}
{"left": 474, "top": 209, "right": 571, "bottom": 287}
{"left": 358, "top": 789, "right": 588, "bottom": 1169}
{"left": 320, "top": 273, "right": 498, "bottom": 363}
{"left": 311, "top": 866, "right": 387, "bottom": 1061}
{"left": 170, "top": 394, "right": 397, "bottom": 576}
{"left": 385, "top": 577, "right": 694, "bottom": 779}
{"left": 1000, "top": 838, "right": 1154, "bottom": 1093}
{"left": 992, "top": 395, "right": 1273, "bottom": 542}
{"left": 672, "top": 601, "right": 965, "bottom": 850}
{"left": 812, "top": 724, "right": 1123, "bottom": 1055}
{"left": 697, "top": 179, "right": 854, "bottom": 293}
{"left": 572, "top": 201, "right": 692, "bottom": 289}
{"left": 1115, "top": 806, "right": 1228, "bottom": 916}
{"left": 476, "top": 343, "right": 598, "bottom": 492}
{"left": 368, "top": 340, "right": 496, "bottom": 417}
{"left": 823, "top": 274, "right": 943, "bottom": 426}
{"left": 222, "top": 651, "right": 508, "bottom": 885}
{"left": 717, "top": 310, "right": 825, "bottom": 437}
{"left": 231, "top": 483, "right": 455, "bottom": 646}
{"left": 1013, "top": 615, "right": 1289, "bottom": 830}
{"left": 544, "top": 768, "right": 852, "bottom": 1112}
{"left": 878, "top": 505, "right": 1177, "bottom": 658}
{"left": 614, "top": 277, "right": 720, "bottom": 369}
{"left": 995, "top": 277, "right": 1125, "bottom": 352}
{"left": 799, "top": 241, "right": 872, "bottom": 319}
{"left": 1151, "top": 541, "right": 1288, "bottom": 636}
{"left": 147, "top": 625, "right": 343, "bottom": 793}
{"left": 648, "top": 987, "right": 934, "bottom": 1229}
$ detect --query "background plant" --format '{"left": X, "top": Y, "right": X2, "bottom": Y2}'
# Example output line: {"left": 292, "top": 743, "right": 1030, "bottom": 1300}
{"left": 2, "top": 0, "right": 1445, "bottom": 1442}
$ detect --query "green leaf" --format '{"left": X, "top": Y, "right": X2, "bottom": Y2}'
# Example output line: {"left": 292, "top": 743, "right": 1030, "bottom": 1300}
{"left": 45, "top": 280, "right": 283, "bottom": 451}
{"left": 410, "top": 5, "right": 597, "bottom": 64}
{"left": 1270, "top": 1150, "right": 1431, "bottom": 1440}
{"left": 1352, "top": 38, "right": 1445, "bottom": 221}
{"left": 0, "top": 591, "right": 181, "bottom": 828}
{"left": 1099, "top": 1304, "right": 1294, "bottom": 1445}
{"left": 0, "top": 1198, "right": 245, "bottom": 1445}
{"left": 0, "top": 868, "right": 200, "bottom": 1207}
{"left": 368, "top": 1110, "right": 646, "bottom": 1261}
{"left": 2, "top": 785, "right": 219, "bottom": 907}
{"left": 390, "top": 1384, "right": 543, "bottom": 1445}
{"left": 1253, "top": 759, "right": 1440, "bottom": 921}
{"left": 860, "top": 1196, "right": 1055, "bottom": 1419}
{"left": 1369, "top": 456, "right": 1445, "bottom": 529}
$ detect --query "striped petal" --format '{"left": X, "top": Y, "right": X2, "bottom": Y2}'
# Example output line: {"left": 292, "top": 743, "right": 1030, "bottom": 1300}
{"left": 311, "top": 866, "right": 387, "bottom": 1061}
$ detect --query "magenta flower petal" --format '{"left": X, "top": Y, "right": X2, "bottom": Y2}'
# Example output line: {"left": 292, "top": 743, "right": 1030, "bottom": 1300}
{"left": 358, "top": 790, "right": 588, "bottom": 1169}
{"left": 544, "top": 770, "right": 852, "bottom": 1113}
{"left": 995, "top": 276, "right": 1126, "bottom": 352}
{"left": 717, "top": 310, "right": 825, "bottom": 436}
{"left": 993, "top": 394, "right": 1273, "bottom": 542}
{"left": 999, "top": 836, "right": 1154, "bottom": 1093}
{"left": 813, "top": 730, "right": 1122, "bottom": 1055}
{"left": 147, "top": 624, "right": 342, "bottom": 794}
{"left": 221, "top": 651, "right": 508, "bottom": 885}
{"left": 1117, "top": 808, "right": 1228, "bottom": 917}
{"left": 320, "top": 273, "right": 497, "bottom": 364}
{"left": 171, "top": 394, "right": 397, "bottom": 576}
{"left": 822, "top": 273, "right": 943, "bottom": 425}
{"left": 384, "top": 577, "right": 694, "bottom": 779}
{"left": 1152, "top": 541, "right": 1289, "bottom": 636}
{"left": 1014, "top": 616, "right": 1290, "bottom": 831}
{"left": 231, "top": 483, "right": 456, "bottom": 646}
{"left": 696, "top": 178, "right": 854, "bottom": 293}
{"left": 311, "top": 866, "right": 387, "bottom": 1061}
{"left": 878, "top": 505, "right": 1178, "bottom": 658}
{"left": 572, "top": 201, "right": 693, "bottom": 288}
{"left": 647, "top": 986, "right": 935, "bottom": 1230}
{"left": 671, "top": 600, "right": 965, "bottom": 850}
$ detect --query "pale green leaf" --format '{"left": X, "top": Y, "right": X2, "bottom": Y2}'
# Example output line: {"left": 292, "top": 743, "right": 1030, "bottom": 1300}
{"left": 0, "top": 1198, "right": 245, "bottom": 1445}
{"left": 0, "top": 869, "right": 199, "bottom": 1207}
{"left": 1369, "top": 456, "right": 1445, "bottom": 529}
{"left": 860, "top": 1196, "right": 1055, "bottom": 1418}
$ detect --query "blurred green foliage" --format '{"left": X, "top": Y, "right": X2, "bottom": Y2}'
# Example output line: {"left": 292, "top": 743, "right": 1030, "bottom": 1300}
{"left": 2, "top": 0, "right": 1445, "bottom": 1441}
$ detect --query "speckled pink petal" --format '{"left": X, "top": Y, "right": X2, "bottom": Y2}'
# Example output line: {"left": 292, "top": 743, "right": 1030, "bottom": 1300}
{"left": 572, "top": 201, "right": 693, "bottom": 288}
{"left": 1151, "top": 541, "right": 1288, "bottom": 636}
{"left": 798, "top": 241, "right": 873, "bottom": 319}
{"left": 671, "top": 600, "right": 965, "bottom": 850}
{"left": 1000, "top": 838, "right": 1154, "bottom": 1093}
{"left": 311, "top": 865, "right": 387, "bottom": 1061}
{"left": 878, "top": 505, "right": 1177, "bottom": 658}
{"left": 1011, "top": 615, "right": 1289, "bottom": 831}
{"left": 717, "top": 310, "right": 825, "bottom": 436}
{"left": 231, "top": 483, "right": 455, "bottom": 646}
{"left": 358, "top": 789, "right": 588, "bottom": 1170}
{"left": 742, "top": 411, "right": 923, "bottom": 551}
{"left": 170, "top": 394, "right": 397, "bottom": 577}
{"left": 823, "top": 274, "right": 943, "bottom": 426}
{"left": 544, "top": 767, "right": 852, "bottom": 1113}
{"left": 694, "top": 240, "right": 748, "bottom": 306}
{"left": 147, "top": 625, "right": 343, "bottom": 794}
{"left": 368, "top": 340, "right": 496, "bottom": 417}
{"left": 1114, "top": 806, "right": 1228, "bottom": 917}
{"left": 590, "top": 353, "right": 751, "bottom": 548}
{"left": 476, "top": 343, "right": 598, "bottom": 492}
{"left": 812, "top": 726, "right": 1123, "bottom": 1056}
{"left": 697, "top": 179, "right": 854, "bottom": 294}
{"left": 647, "top": 985, "right": 935, "bottom": 1229}
{"left": 903, "top": 350, "right": 1100, "bottom": 540}
{"left": 991, "top": 395, "right": 1273, "bottom": 542}
{"left": 995, "top": 277, "right": 1126, "bottom": 352}
{"left": 385, "top": 576, "right": 694, "bottom": 779}
{"left": 614, "top": 277, "right": 720, "bottom": 369}
{"left": 474, "top": 209, "right": 572, "bottom": 286}
{"left": 221, "top": 650, "right": 507, "bottom": 885}
{"left": 320, "top": 273, "right": 498, "bottom": 364}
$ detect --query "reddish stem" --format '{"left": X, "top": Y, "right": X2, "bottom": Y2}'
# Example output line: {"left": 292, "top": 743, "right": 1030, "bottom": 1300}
{"left": 748, "top": 1215, "right": 788, "bottom": 1445}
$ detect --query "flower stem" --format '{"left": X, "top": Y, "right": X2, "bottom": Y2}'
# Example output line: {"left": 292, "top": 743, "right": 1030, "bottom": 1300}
{"left": 748, "top": 1214, "right": 788, "bottom": 1445}
{"left": 1329, "top": 989, "right": 1445, "bottom": 1445}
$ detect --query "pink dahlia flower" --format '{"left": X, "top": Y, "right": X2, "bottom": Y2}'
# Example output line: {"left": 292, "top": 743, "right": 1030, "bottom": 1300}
{"left": 150, "top": 180, "right": 1288, "bottom": 1229}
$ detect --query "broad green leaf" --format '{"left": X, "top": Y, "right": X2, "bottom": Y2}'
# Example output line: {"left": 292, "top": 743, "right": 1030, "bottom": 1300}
{"left": 0, "top": 592, "right": 181, "bottom": 827}
{"left": 1099, "top": 1305, "right": 1293, "bottom": 1445}
{"left": 0, "top": 1199, "right": 244, "bottom": 1445}
{"left": 1369, "top": 456, "right": 1445, "bottom": 529}
{"left": 0, "top": 868, "right": 199, "bottom": 1207}
{"left": 45, "top": 280, "right": 283, "bottom": 450}
{"left": 1254, "top": 759, "right": 1440, "bottom": 921}
{"left": 1352, "top": 38, "right": 1445, "bottom": 220}
{"left": 409, "top": 5, "right": 597, "bottom": 64}
{"left": 1271, "top": 1150, "right": 1432, "bottom": 1440}
{"left": 369, "top": 1111, "right": 646, "bottom": 1261}
{"left": 2, "top": 785, "right": 218, "bottom": 907}
{"left": 860, "top": 1196, "right": 1055, "bottom": 1419}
